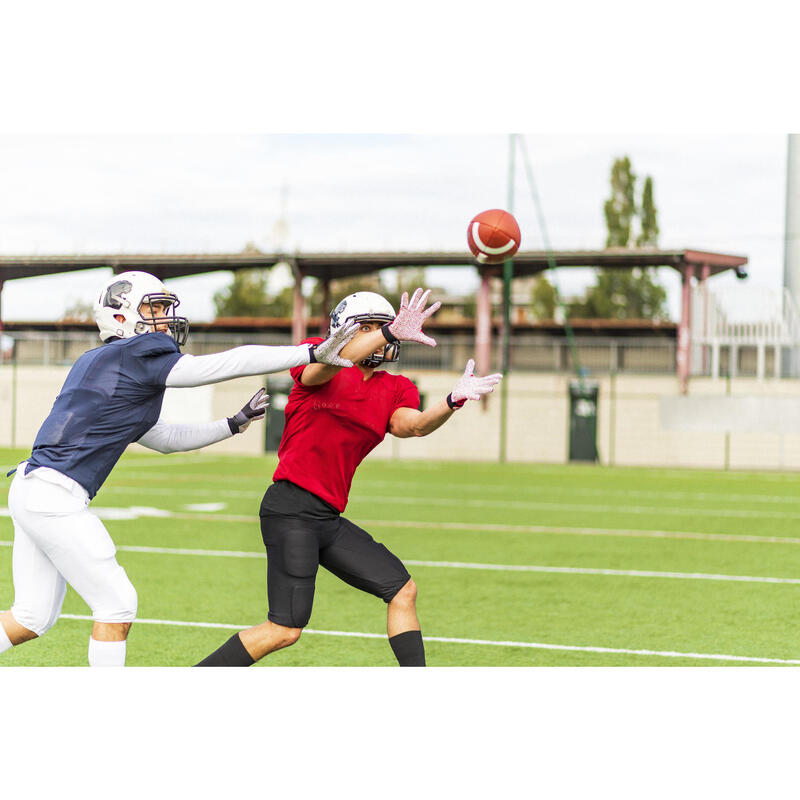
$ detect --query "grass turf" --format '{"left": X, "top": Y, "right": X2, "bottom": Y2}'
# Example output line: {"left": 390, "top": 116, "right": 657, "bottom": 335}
{"left": 1, "top": 447, "right": 799, "bottom": 666}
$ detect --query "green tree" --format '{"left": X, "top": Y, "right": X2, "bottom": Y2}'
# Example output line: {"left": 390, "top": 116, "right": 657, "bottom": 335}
{"left": 604, "top": 156, "right": 636, "bottom": 247}
{"left": 568, "top": 268, "right": 667, "bottom": 320}
{"left": 62, "top": 298, "right": 95, "bottom": 322}
{"left": 213, "top": 269, "right": 277, "bottom": 317}
{"left": 382, "top": 268, "right": 428, "bottom": 311}
{"left": 530, "top": 275, "right": 557, "bottom": 320}
{"left": 636, "top": 175, "right": 659, "bottom": 247}
{"left": 573, "top": 158, "right": 667, "bottom": 319}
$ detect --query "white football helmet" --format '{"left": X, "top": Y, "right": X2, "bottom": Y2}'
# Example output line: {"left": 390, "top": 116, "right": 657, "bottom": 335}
{"left": 94, "top": 271, "right": 189, "bottom": 345}
{"left": 329, "top": 291, "right": 399, "bottom": 367}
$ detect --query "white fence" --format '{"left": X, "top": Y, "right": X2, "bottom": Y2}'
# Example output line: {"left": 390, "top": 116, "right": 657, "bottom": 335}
{"left": 692, "top": 285, "right": 800, "bottom": 379}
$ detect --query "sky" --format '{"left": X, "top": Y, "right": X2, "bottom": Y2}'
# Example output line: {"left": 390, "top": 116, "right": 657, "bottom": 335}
{"left": 0, "top": 133, "right": 790, "bottom": 323}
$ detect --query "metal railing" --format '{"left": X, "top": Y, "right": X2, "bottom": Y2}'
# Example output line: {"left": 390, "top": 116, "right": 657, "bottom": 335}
{"left": 1, "top": 331, "right": 680, "bottom": 375}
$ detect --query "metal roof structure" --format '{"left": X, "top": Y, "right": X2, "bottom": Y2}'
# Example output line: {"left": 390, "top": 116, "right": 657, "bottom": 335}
{"left": 0, "top": 248, "right": 748, "bottom": 283}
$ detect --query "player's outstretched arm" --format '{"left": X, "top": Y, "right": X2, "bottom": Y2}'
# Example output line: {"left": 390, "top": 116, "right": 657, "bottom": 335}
{"left": 388, "top": 359, "right": 503, "bottom": 438}
{"left": 164, "top": 324, "right": 358, "bottom": 389}
{"left": 137, "top": 389, "right": 270, "bottom": 453}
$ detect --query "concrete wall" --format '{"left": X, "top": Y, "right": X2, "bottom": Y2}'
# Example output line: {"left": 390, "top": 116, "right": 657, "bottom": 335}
{"left": 3, "top": 363, "right": 800, "bottom": 470}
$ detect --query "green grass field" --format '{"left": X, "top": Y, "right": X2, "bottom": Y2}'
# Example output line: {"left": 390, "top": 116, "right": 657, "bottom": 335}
{"left": 2, "top": 446, "right": 800, "bottom": 667}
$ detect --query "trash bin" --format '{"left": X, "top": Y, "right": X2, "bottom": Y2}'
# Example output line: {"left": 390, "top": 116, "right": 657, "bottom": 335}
{"left": 568, "top": 379, "right": 599, "bottom": 462}
{"left": 265, "top": 376, "right": 293, "bottom": 452}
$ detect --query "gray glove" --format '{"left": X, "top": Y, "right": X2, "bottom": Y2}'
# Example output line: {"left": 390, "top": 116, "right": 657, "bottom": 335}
{"left": 227, "top": 388, "right": 269, "bottom": 434}
{"left": 309, "top": 321, "right": 359, "bottom": 367}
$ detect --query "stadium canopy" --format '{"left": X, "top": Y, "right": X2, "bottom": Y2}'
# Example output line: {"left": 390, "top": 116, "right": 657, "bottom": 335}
{"left": 0, "top": 247, "right": 747, "bottom": 391}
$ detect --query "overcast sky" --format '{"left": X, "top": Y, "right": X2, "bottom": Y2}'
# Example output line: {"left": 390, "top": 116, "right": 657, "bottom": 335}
{"left": 0, "top": 133, "right": 789, "bottom": 323}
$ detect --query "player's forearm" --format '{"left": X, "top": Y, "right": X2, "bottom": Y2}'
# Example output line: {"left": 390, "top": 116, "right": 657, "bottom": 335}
{"left": 303, "top": 329, "right": 389, "bottom": 385}
{"left": 165, "top": 345, "right": 311, "bottom": 388}
{"left": 402, "top": 400, "right": 455, "bottom": 438}
{"left": 339, "top": 328, "right": 390, "bottom": 364}
{"left": 136, "top": 419, "right": 232, "bottom": 453}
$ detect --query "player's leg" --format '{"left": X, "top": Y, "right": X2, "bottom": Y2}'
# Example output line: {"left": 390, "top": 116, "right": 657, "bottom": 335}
{"left": 320, "top": 518, "right": 425, "bottom": 666}
{"left": 195, "top": 513, "right": 322, "bottom": 666}
{"left": 12, "top": 474, "right": 137, "bottom": 665}
{"left": 1, "top": 476, "right": 68, "bottom": 655}
{"left": 49, "top": 513, "right": 137, "bottom": 666}
{"left": 0, "top": 522, "right": 67, "bottom": 652}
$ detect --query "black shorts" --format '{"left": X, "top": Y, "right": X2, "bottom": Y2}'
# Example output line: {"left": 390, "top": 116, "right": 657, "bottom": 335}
{"left": 259, "top": 480, "right": 411, "bottom": 628}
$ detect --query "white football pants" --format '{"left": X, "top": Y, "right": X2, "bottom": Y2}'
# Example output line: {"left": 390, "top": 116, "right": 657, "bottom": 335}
{"left": 7, "top": 464, "right": 137, "bottom": 636}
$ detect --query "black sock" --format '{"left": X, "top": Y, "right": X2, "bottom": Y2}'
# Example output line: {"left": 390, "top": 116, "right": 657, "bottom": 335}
{"left": 389, "top": 630, "right": 426, "bottom": 666}
{"left": 194, "top": 633, "right": 255, "bottom": 667}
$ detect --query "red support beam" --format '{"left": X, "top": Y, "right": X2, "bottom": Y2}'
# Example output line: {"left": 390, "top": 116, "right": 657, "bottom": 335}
{"left": 700, "top": 262, "right": 711, "bottom": 374}
{"left": 475, "top": 270, "right": 492, "bottom": 378}
{"left": 319, "top": 278, "right": 331, "bottom": 336}
{"left": 290, "top": 261, "right": 306, "bottom": 344}
{"left": 677, "top": 264, "right": 695, "bottom": 394}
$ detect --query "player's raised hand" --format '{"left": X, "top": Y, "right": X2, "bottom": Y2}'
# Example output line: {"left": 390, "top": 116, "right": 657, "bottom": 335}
{"left": 309, "top": 321, "right": 359, "bottom": 367}
{"left": 228, "top": 388, "right": 269, "bottom": 433}
{"left": 385, "top": 287, "right": 441, "bottom": 347}
{"left": 448, "top": 359, "right": 503, "bottom": 408}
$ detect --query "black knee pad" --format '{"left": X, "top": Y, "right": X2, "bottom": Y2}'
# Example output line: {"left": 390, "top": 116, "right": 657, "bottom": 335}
{"left": 290, "top": 581, "right": 315, "bottom": 628}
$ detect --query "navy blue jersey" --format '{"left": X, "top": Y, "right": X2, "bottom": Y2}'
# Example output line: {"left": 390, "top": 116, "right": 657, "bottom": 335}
{"left": 27, "top": 333, "right": 183, "bottom": 498}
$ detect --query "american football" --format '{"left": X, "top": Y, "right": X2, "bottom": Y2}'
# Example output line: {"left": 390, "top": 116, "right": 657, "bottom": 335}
{"left": 467, "top": 208, "right": 521, "bottom": 264}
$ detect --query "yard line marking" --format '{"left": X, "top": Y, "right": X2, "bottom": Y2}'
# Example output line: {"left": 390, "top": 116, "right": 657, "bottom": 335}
{"left": 90, "top": 486, "right": 800, "bottom": 520}
{"left": 55, "top": 613, "right": 800, "bottom": 665}
{"left": 119, "top": 544, "right": 264, "bottom": 559}
{"left": 98, "top": 473, "right": 800, "bottom": 508}
{"left": 7, "top": 540, "right": 797, "bottom": 586}
{"left": 354, "top": 479, "right": 800, "bottom": 507}
{"left": 361, "top": 519, "right": 800, "bottom": 545}
{"left": 4, "top": 507, "right": 800, "bottom": 545}
{"left": 402, "top": 560, "right": 800, "bottom": 585}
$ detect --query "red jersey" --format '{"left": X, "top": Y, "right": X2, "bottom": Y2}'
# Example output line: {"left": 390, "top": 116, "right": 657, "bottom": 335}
{"left": 272, "top": 337, "right": 420, "bottom": 512}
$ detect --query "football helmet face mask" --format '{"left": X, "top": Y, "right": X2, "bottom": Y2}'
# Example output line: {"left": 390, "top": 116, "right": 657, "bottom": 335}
{"left": 94, "top": 271, "right": 190, "bottom": 345}
{"left": 328, "top": 291, "right": 399, "bottom": 368}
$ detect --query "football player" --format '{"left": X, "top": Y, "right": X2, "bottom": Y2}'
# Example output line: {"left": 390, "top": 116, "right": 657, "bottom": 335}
{"left": 196, "top": 288, "right": 502, "bottom": 667}
{"left": 0, "top": 271, "right": 358, "bottom": 666}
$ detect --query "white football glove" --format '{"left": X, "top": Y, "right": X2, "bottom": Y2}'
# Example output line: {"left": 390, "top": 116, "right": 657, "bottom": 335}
{"left": 447, "top": 359, "right": 503, "bottom": 408}
{"left": 309, "top": 322, "right": 359, "bottom": 367}
{"left": 228, "top": 388, "right": 269, "bottom": 433}
{"left": 383, "top": 288, "right": 441, "bottom": 347}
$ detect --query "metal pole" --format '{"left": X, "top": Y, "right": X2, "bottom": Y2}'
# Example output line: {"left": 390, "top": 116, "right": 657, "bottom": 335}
{"left": 11, "top": 345, "right": 17, "bottom": 449}
{"left": 500, "top": 133, "right": 516, "bottom": 463}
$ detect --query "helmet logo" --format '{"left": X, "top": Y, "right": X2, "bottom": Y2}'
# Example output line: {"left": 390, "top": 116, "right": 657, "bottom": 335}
{"left": 102, "top": 280, "right": 132, "bottom": 310}
{"left": 330, "top": 299, "right": 347, "bottom": 328}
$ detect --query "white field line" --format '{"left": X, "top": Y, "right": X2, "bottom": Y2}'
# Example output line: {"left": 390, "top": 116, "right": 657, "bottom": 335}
{"left": 356, "top": 479, "right": 800, "bottom": 507}
{"left": 5, "top": 480, "right": 800, "bottom": 518}
{"left": 4, "top": 540, "right": 798, "bottom": 586}
{"left": 87, "top": 486, "right": 800, "bottom": 520}
{"left": 55, "top": 613, "right": 800, "bottom": 665}
{"left": 97, "top": 473, "right": 800, "bottom": 507}
{"left": 4, "top": 506, "right": 800, "bottom": 546}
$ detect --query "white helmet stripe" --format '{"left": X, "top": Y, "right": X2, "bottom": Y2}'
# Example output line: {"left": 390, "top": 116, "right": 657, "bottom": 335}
{"left": 471, "top": 222, "right": 517, "bottom": 255}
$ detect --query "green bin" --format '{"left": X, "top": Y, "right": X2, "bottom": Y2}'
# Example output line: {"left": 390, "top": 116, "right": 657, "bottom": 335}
{"left": 568, "top": 379, "right": 599, "bottom": 462}
{"left": 265, "top": 376, "right": 293, "bottom": 452}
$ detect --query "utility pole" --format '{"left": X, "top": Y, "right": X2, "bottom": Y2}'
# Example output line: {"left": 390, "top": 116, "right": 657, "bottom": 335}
{"left": 499, "top": 134, "right": 516, "bottom": 463}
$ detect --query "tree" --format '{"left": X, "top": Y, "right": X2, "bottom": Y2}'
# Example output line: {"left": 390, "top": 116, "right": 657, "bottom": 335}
{"left": 61, "top": 299, "right": 95, "bottom": 322}
{"left": 636, "top": 175, "right": 659, "bottom": 247}
{"left": 213, "top": 269, "right": 277, "bottom": 317}
{"left": 604, "top": 156, "right": 636, "bottom": 247}
{"left": 568, "top": 268, "right": 667, "bottom": 320}
{"left": 570, "top": 157, "right": 667, "bottom": 320}
{"left": 530, "top": 275, "right": 557, "bottom": 320}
